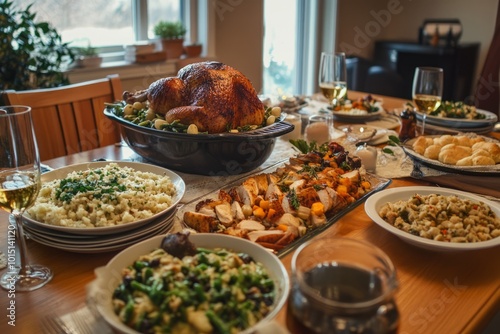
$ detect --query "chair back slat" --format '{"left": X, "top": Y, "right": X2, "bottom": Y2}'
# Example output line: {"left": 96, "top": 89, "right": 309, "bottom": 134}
{"left": 2, "top": 74, "right": 122, "bottom": 160}
{"left": 30, "top": 105, "right": 68, "bottom": 160}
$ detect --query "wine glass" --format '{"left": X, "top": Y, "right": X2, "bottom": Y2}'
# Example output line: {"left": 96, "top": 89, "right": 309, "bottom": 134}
{"left": 319, "top": 52, "right": 347, "bottom": 109}
{"left": 412, "top": 67, "right": 443, "bottom": 135}
{"left": 0, "top": 106, "right": 53, "bottom": 291}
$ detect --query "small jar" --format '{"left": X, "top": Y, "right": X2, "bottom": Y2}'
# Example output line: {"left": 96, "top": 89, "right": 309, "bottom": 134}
{"left": 305, "top": 114, "right": 333, "bottom": 144}
{"left": 398, "top": 106, "right": 417, "bottom": 141}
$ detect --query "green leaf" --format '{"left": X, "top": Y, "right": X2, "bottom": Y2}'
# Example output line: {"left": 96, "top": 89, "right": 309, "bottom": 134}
{"left": 0, "top": 0, "right": 73, "bottom": 90}
{"left": 388, "top": 135, "right": 400, "bottom": 144}
{"left": 382, "top": 148, "right": 395, "bottom": 156}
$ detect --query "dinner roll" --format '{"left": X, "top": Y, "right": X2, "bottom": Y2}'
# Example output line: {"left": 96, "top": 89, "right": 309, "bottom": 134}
{"left": 472, "top": 155, "right": 496, "bottom": 166}
{"left": 452, "top": 135, "right": 472, "bottom": 147}
{"left": 469, "top": 137, "right": 486, "bottom": 146}
{"left": 412, "top": 136, "right": 433, "bottom": 155}
{"left": 438, "top": 145, "right": 472, "bottom": 165}
{"left": 471, "top": 149, "right": 490, "bottom": 158}
{"left": 472, "top": 142, "right": 500, "bottom": 163}
{"left": 436, "top": 135, "right": 455, "bottom": 146}
{"left": 456, "top": 156, "right": 473, "bottom": 166}
{"left": 424, "top": 144, "right": 443, "bottom": 160}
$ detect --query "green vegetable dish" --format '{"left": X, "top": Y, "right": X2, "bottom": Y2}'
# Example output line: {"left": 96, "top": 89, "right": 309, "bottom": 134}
{"left": 105, "top": 101, "right": 282, "bottom": 134}
{"left": 112, "top": 247, "right": 276, "bottom": 334}
{"left": 431, "top": 101, "right": 486, "bottom": 120}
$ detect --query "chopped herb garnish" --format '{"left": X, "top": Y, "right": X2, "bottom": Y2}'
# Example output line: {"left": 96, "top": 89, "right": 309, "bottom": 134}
{"left": 298, "top": 165, "right": 320, "bottom": 178}
{"left": 286, "top": 188, "right": 300, "bottom": 210}
{"left": 55, "top": 168, "right": 128, "bottom": 203}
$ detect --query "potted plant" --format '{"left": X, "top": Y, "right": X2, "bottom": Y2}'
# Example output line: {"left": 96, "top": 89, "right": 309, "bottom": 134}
{"left": 73, "top": 44, "right": 102, "bottom": 68}
{"left": 184, "top": 42, "right": 203, "bottom": 58}
{"left": 0, "top": 0, "right": 75, "bottom": 92}
{"left": 153, "top": 20, "right": 187, "bottom": 59}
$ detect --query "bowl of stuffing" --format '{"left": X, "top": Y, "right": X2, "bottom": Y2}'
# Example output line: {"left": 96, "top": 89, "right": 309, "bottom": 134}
{"left": 87, "top": 231, "right": 290, "bottom": 334}
{"left": 104, "top": 61, "right": 294, "bottom": 175}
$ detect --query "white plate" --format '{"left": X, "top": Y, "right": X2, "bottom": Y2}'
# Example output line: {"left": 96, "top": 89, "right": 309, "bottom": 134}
{"left": 403, "top": 136, "right": 500, "bottom": 175}
{"left": 422, "top": 121, "right": 494, "bottom": 135}
{"left": 23, "top": 161, "right": 185, "bottom": 235}
{"left": 332, "top": 108, "right": 385, "bottom": 121}
{"left": 87, "top": 233, "right": 290, "bottom": 334}
{"left": 365, "top": 186, "right": 500, "bottom": 251}
{"left": 415, "top": 109, "right": 498, "bottom": 128}
{"left": 25, "top": 223, "right": 174, "bottom": 253}
{"left": 336, "top": 125, "right": 398, "bottom": 145}
{"left": 365, "top": 115, "right": 400, "bottom": 130}
{"left": 24, "top": 209, "right": 176, "bottom": 246}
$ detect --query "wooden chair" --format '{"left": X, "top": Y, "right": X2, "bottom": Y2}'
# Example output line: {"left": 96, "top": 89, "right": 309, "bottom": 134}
{"left": 2, "top": 74, "right": 123, "bottom": 161}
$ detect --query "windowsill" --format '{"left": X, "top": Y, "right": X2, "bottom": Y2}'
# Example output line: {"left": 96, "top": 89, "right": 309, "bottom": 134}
{"left": 66, "top": 59, "right": 177, "bottom": 82}
{"left": 65, "top": 56, "right": 213, "bottom": 90}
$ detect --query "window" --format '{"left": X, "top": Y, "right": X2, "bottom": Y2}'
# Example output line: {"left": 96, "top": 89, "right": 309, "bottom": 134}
{"left": 262, "top": 0, "right": 298, "bottom": 97}
{"left": 15, "top": 0, "right": 181, "bottom": 49}
{"left": 263, "top": 0, "right": 337, "bottom": 96}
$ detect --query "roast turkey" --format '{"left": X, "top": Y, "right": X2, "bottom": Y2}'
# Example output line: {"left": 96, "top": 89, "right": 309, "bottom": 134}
{"left": 123, "top": 61, "right": 265, "bottom": 133}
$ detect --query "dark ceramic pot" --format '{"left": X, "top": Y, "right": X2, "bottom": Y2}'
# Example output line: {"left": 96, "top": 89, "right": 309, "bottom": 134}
{"left": 104, "top": 109, "right": 294, "bottom": 175}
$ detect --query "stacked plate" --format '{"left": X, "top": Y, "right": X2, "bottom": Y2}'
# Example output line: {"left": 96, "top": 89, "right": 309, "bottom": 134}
{"left": 23, "top": 208, "right": 178, "bottom": 253}
{"left": 415, "top": 109, "right": 498, "bottom": 134}
{"left": 22, "top": 161, "right": 186, "bottom": 253}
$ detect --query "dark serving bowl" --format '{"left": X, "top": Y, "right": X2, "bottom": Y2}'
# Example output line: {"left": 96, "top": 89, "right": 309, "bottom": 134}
{"left": 104, "top": 108, "right": 294, "bottom": 175}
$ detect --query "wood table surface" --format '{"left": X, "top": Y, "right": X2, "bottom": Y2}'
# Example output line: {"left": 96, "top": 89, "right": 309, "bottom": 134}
{"left": 1, "top": 92, "right": 499, "bottom": 334}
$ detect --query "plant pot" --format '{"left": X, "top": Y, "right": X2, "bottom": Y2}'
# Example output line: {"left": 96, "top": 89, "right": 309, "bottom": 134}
{"left": 184, "top": 44, "right": 202, "bottom": 58}
{"left": 76, "top": 56, "right": 102, "bottom": 68}
{"left": 161, "top": 39, "right": 184, "bottom": 59}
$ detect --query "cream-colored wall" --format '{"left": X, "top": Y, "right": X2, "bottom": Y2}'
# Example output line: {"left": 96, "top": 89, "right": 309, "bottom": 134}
{"left": 214, "top": 0, "right": 264, "bottom": 93}
{"left": 336, "top": 0, "right": 498, "bottom": 84}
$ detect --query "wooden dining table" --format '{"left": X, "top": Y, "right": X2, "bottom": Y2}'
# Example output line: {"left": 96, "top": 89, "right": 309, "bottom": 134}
{"left": 1, "top": 92, "right": 499, "bottom": 334}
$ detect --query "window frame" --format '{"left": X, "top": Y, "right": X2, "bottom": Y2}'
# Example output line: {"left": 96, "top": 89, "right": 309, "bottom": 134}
{"left": 295, "top": 0, "right": 337, "bottom": 95}
{"left": 262, "top": 0, "right": 336, "bottom": 96}
{"left": 93, "top": 0, "right": 209, "bottom": 63}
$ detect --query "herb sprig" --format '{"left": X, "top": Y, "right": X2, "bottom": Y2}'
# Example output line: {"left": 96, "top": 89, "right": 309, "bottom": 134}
{"left": 382, "top": 135, "right": 401, "bottom": 156}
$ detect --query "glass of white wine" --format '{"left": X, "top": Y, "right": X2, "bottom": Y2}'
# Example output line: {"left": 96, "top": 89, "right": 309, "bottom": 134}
{"left": 412, "top": 67, "right": 444, "bottom": 135}
{"left": 0, "top": 106, "right": 53, "bottom": 291}
{"left": 319, "top": 52, "right": 347, "bottom": 110}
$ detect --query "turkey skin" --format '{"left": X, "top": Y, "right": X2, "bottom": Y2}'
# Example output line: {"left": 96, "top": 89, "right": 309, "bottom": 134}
{"left": 123, "top": 61, "right": 265, "bottom": 133}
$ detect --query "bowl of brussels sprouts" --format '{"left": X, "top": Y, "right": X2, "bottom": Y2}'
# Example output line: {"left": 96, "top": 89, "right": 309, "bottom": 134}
{"left": 87, "top": 232, "right": 290, "bottom": 334}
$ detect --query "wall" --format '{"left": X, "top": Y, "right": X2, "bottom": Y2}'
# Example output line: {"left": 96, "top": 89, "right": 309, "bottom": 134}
{"left": 336, "top": 0, "right": 498, "bottom": 86}
{"left": 213, "top": 0, "right": 264, "bottom": 93}
{"left": 68, "top": 0, "right": 496, "bottom": 95}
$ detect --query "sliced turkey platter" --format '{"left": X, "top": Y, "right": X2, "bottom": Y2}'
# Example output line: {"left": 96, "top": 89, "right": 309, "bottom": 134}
{"left": 181, "top": 141, "right": 389, "bottom": 252}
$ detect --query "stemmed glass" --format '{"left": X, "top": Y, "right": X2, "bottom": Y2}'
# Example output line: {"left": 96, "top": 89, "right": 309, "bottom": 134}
{"left": 0, "top": 106, "right": 53, "bottom": 291}
{"left": 412, "top": 67, "right": 444, "bottom": 135}
{"left": 319, "top": 52, "right": 347, "bottom": 109}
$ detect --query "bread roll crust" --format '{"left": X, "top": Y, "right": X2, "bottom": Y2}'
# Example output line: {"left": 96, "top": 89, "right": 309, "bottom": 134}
{"left": 411, "top": 134, "right": 499, "bottom": 166}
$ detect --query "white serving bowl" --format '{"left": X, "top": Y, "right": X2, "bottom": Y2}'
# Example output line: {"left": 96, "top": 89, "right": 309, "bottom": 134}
{"left": 87, "top": 233, "right": 290, "bottom": 333}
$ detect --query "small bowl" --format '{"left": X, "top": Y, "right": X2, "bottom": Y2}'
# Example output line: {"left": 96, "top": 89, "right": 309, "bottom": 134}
{"left": 104, "top": 109, "right": 294, "bottom": 175}
{"left": 87, "top": 233, "right": 290, "bottom": 334}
